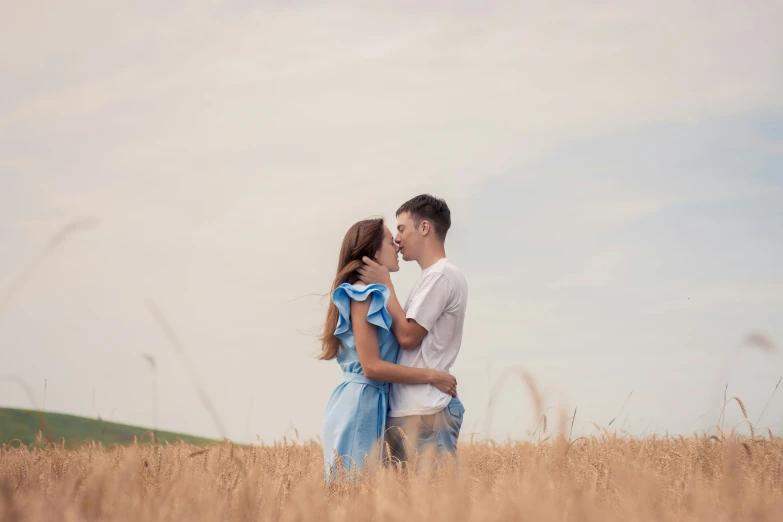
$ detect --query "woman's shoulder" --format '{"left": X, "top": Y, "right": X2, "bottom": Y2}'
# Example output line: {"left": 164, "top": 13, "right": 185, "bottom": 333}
{"left": 332, "top": 282, "right": 392, "bottom": 333}
{"left": 338, "top": 281, "right": 387, "bottom": 290}
{"left": 334, "top": 282, "right": 390, "bottom": 298}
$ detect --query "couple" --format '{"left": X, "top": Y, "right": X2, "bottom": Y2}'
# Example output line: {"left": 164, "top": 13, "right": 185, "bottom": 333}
{"left": 320, "top": 194, "right": 468, "bottom": 481}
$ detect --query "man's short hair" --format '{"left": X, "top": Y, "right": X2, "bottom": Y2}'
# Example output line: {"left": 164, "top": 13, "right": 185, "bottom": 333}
{"left": 396, "top": 194, "right": 451, "bottom": 242}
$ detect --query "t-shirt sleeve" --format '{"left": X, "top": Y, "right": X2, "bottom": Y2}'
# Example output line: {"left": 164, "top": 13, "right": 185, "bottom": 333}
{"left": 406, "top": 273, "right": 453, "bottom": 332}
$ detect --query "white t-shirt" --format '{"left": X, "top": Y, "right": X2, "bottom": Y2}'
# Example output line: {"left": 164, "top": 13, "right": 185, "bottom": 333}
{"left": 389, "top": 258, "right": 468, "bottom": 417}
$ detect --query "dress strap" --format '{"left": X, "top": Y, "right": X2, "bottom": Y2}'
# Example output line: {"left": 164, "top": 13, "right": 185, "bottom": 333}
{"left": 343, "top": 372, "right": 389, "bottom": 393}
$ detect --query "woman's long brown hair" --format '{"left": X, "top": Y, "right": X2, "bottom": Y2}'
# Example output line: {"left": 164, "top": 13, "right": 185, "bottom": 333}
{"left": 318, "top": 218, "right": 386, "bottom": 360}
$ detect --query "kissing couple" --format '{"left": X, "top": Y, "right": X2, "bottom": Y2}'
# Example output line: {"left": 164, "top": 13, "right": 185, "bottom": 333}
{"left": 320, "top": 194, "right": 469, "bottom": 481}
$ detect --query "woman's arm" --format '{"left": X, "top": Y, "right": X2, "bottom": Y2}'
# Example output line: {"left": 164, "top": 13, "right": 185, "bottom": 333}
{"left": 351, "top": 299, "right": 457, "bottom": 396}
{"left": 358, "top": 257, "right": 429, "bottom": 350}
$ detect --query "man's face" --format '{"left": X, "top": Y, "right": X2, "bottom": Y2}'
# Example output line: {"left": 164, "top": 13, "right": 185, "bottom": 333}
{"left": 395, "top": 211, "right": 422, "bottom": 262}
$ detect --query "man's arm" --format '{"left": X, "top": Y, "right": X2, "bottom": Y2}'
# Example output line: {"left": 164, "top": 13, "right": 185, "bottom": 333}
{"left": 351, "top": 299, "right": 457, "bottom": 396}
{"left": 358, "top": 257, "right": 429, "bottom": 350}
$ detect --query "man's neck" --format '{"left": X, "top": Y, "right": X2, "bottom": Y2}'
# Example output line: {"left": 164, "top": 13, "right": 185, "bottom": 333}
{"left": 416, "top": 245, "right": 447, "bottom": 271}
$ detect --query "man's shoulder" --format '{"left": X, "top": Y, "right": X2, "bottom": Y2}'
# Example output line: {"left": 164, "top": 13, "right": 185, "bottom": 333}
{"left": 441, "top": 260, "right": 467, "bottom": 286}
{"left": 426, "top": 258, "right": 461, "bottom": 276}
{"left": 419, "top": 260, "right": 466, "bottom": 301}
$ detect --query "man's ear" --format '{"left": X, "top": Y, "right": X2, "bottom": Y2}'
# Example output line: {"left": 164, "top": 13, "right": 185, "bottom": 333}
{"left": 420, "top": 220, "right": 430, "bottom": 236}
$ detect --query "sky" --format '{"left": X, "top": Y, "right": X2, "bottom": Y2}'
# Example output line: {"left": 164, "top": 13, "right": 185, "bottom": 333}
{"left": 1, "top": 1, "right": 782, "bottom": 443}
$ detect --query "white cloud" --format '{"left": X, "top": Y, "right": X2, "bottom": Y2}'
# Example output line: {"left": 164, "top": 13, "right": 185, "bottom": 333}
{"left": 1, "top": 1, "right": 782, "bottom": 441}
{"left": 549, "top": 251, "right": 627, "bottom": 289}
{"left": 587, "top": 200, "right": 671, "bottom": 224}
{"left": 649, "top": 283, "right": 783, "bottom": 315}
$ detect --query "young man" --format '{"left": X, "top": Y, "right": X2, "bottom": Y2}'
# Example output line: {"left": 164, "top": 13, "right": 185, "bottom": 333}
{"left": 358, "top": 194, "right": 468, "bottom": 463}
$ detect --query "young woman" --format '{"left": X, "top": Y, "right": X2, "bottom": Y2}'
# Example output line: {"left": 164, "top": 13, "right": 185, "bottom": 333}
{"left": 320, "top": 218, "right": 457, "bottom": 481}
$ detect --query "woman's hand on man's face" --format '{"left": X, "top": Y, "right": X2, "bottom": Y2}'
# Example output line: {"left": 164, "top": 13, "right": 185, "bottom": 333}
{"left": 358, "top": 257, "right": 392, "bottom": 287}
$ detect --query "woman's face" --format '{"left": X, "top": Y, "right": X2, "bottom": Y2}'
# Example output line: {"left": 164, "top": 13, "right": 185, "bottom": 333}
{"left": 374, "top": 227, "right": 400, "bottom": 272}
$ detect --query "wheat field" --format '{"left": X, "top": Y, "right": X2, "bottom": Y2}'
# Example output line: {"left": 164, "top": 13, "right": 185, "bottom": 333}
{"left": 1, "top": 429, "right": 782, "bottom": 522}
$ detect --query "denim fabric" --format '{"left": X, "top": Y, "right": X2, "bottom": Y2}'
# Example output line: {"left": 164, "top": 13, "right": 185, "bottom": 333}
{"left": 385, "top": 396, "right": 465, "bottom": 465}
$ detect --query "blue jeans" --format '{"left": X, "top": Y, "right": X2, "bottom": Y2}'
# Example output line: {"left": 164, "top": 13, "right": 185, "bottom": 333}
{"left": 385, "top": 397, "right": 465, "bottom": 465}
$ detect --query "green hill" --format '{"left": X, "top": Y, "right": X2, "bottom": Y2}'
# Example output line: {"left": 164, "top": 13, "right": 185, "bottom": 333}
{"left": 0, "top": 407, "right": 216, "bottom": 447}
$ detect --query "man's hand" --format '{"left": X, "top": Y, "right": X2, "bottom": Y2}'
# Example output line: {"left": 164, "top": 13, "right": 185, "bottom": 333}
{"left": 358, "top": 256, "right": 392, "bottom": 287}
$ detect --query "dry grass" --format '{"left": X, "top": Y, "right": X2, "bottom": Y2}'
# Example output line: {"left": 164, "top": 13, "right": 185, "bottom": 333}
{"left": 1, "top": 432, "right": 782, "bottom": 521}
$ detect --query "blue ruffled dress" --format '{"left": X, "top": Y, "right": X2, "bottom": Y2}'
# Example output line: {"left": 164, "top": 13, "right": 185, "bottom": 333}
{"left": 322, "top": 283, "right": 400, "bottom": 481}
